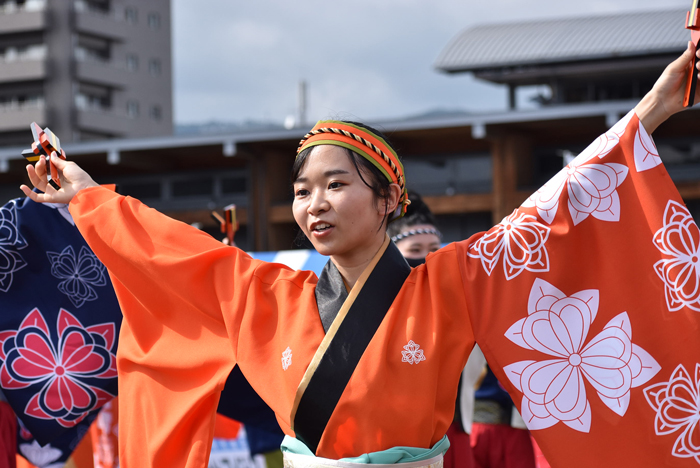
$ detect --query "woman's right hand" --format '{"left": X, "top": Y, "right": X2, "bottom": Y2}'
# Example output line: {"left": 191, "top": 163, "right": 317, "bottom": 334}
{"left": 20, "top": 153, "right": 99, "bottom": 204}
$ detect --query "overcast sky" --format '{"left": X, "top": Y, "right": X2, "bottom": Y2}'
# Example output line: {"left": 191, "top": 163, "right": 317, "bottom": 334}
{"left": 171, "top": 0, "right": 689, "bottom": 125}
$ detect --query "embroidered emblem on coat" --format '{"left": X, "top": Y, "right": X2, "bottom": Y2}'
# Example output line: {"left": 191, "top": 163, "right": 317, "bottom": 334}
{"left": 281, "top": 347, "right": 292, "bottom": 370}
{"left": 401, "top": 340, "right": 426, "bottom": 365}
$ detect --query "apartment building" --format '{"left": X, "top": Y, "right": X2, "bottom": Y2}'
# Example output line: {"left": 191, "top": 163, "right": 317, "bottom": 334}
{"left": 0, "top": 0, "right": 172, "bottom": 146}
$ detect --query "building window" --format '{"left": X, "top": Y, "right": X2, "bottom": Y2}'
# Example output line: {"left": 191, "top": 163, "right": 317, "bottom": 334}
{"left": 148, "top": 58, "right": 161, "bottom": 76}
{"left": 120, "top": 181, "right": 161, "bottom": 200}
{"left": 172, "top": 177, "right": 214, "bottom": 198}
{"left": 149, "top": 105, "right": 162, "bottom": 120}
{"left": 147, "top": 12, "right": 160, "bottom": 29}
{"left": 126, "top": 100, "right": 139, "bottom": 118}
{"left": 124, "top": 6, "right": 137, "bottom": 24}
{"left": 74, "top": 0, "right": 108, "bottom": 14}
{"left": 222, "top": 177, "right": 247, "bottom": 194}
{"left": 75, "top": 85, "right": 111, "bottom": 111}
{"left": 126, "top": 53, "right": 138, "bottom": 71}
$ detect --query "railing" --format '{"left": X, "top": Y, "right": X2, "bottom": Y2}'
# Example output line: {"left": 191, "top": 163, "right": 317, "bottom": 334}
{"left": 0, "top": 0, "right": 46, "bottom": 14}
{"left": 0, "top": 45, "right": 46, "bottom": 63}
{"left": 73, "top": 0, "right": 115, "bottom": 19}
{"left": 0, "top": 99, "right": 44, "bottom": 113}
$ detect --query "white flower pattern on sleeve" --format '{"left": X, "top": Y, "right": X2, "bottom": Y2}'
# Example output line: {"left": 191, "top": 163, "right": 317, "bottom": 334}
{"left": 523, "top": 111, "right": 640, "bottom": 226}
{"left": 644, "top": 363, "right": 700, "bottom": 464}
{"left": 633, "top": 123, "right": 661, "bottom": 172}
{"left": 503, "top": 278, "right": 660, "bottom": 433}
{"left": 523, "top": 156, "right": 629, "bottom": 226}
{"left": 468, "top": 211, "right": 550, "bottom": 280}
{"left": 653, "top": 200, "right": 700, "bottom": 313}
{"left": 401, "top": 340, "right": 426, "bottom": 365}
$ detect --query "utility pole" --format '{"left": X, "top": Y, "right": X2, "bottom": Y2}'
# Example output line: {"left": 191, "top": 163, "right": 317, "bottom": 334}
{"left": 298, "top": 80, "right": 307, "bottom": 128}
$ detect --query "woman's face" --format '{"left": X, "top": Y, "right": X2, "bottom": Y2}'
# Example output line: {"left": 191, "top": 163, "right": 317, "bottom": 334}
{"left": 292, "top": 145, "right": 388, "bottom": 261}
{"left": 395, "top": 223, "right": 441, "bottom": 259}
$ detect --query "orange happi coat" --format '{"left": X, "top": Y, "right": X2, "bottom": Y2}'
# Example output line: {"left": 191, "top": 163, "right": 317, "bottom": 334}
{"left": 69, "top": 112, "right": 700, "bottom": 468}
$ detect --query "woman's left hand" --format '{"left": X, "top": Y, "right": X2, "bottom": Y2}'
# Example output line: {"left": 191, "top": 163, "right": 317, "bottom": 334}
{"left": 635, "top": 41, "right": 700, "bottom": 133}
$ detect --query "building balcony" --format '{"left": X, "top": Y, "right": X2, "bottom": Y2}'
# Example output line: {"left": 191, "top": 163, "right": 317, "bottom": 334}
{"left": 0, "top": 8, "right": 45, "bottom": 34}
{"left": 75, "top": 10, "right": 127, "bottom": 42}
{"left": 76, "top": 59, "right": 130, "bottom": 88}
{"left": 76, "top": 108, "right": 130, "bottom": 136}
{"left": 0, "top": 102, "right": 45, "bottom": 132}
{"left": 0, "top": 59, "right": 45, "bottom": 84}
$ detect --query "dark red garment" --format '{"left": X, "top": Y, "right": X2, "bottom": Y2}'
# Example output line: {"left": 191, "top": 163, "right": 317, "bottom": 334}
{"left": 470, "top": 423, "right": 535, "bottom": 468}
{"left": 0, "top": 402, "right": 16, "bottom": 468}
{"left": 444, "top": 422, "right": 475, "bottom": 468}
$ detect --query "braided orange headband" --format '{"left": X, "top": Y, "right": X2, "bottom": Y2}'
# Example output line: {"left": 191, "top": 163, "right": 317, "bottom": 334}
{"left": 296, "top": 120, "right": 409, "bottom": 220}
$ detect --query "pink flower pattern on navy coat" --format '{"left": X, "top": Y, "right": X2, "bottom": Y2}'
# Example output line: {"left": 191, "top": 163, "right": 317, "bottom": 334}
{"left": 504, "top": 279, "right": 660, "bottom": 433}
{"left": 0, "top": 308, "right": 116, "bottom": 427}
{"left": 47, "top": 246, "right": 107, "bottom": 308}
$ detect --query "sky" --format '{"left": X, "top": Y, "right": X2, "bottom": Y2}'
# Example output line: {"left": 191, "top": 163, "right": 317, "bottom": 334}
{"left": 171, "top": 0, "right": 689, "bottom": 126}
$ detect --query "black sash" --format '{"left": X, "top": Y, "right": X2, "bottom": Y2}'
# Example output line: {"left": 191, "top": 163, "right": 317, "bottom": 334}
{"left": 293, "top": 240, "right": 411, "bottom": 454}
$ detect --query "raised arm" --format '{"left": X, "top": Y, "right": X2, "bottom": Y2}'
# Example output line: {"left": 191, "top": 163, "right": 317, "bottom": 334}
{"left": 455, "top": 46, "right": 700, "bottom": 467}
{"left": 634, "top": 41, "right": 700, "bottom": 133}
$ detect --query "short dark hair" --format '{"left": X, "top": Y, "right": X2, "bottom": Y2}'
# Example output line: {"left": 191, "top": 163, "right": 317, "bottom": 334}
{"left": 291, "top": 121, "right": 400, "bottom": 230}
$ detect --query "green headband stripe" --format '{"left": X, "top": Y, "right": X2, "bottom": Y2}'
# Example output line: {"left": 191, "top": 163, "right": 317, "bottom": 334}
{"left": 300, "top": 139, "right": 394, "bottom": 183}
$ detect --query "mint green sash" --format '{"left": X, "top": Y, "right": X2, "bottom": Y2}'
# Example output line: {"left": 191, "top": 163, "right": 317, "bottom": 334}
{"left": 281, "top": 435, "right": 450, "bottom": 464}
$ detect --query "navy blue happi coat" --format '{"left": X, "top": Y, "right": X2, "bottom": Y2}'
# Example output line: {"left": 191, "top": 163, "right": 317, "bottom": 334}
{"left": 0, "top": 196, "right": 120, "bottom": 445}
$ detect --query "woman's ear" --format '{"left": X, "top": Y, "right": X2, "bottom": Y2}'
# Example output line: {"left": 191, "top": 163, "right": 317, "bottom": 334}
{"left": 383, "top": 183, "right": 402, "bottom": 215}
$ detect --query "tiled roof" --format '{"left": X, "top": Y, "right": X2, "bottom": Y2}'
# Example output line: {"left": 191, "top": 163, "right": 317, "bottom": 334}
{"left": 436, "top": 9, "right": 688, "bottom": 72}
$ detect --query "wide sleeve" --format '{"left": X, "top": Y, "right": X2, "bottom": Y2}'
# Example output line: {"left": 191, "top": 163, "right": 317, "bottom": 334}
{"left": 69, "top": 186, "right": 303, "bottom": 468}
{"left": 454, "top": 111, "right": 700, "bottom": 467}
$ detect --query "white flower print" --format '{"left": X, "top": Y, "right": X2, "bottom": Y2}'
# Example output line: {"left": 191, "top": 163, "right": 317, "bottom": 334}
{"left": 653, "top": 201, "right": 700, "bottom": 312}
{"left": 523, "top": 157, "right": 629, "bottom": 226}
{"left": 572, "top": 110, "right": 634, "bottom": 166}
{"left": 644, "top": 363, "right": 700, "bottom": 464}
{"left": 633, "top": 123, "right": 661, "bottom": 173}
{"left": 282, "top": 347, "right": 292, "bottom": 371}
{"left": 0, "top": 202, "right": 28, "bottom": 292}
{"left": 523, "top": 112, "right": 635, "bottom": 226}
{"left": 401, "top": 340, "right": 426, "bottom": 365}
{"left": 47, "top": 245, "right": 107, "bottom": 307}
{"left": 504, "top": 278, "right": 660, "bottom": 433}
{"left": 468, "top": 211, "right": 550, "bottom": 280}
{"left": 19, "top": 440, "right": 63, "bottom": 468}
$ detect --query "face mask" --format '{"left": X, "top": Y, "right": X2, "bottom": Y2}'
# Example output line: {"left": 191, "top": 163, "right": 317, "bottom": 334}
{"left": 405, "top": 257, "right": 426, "bottom": 268}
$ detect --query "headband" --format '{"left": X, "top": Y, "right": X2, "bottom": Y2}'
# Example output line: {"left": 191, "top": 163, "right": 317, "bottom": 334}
{"left": 391, "top": 228, "right": 442, "bottom": 243}
{"left": 297, "top": 120, "right": 409, "bottom": 220}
